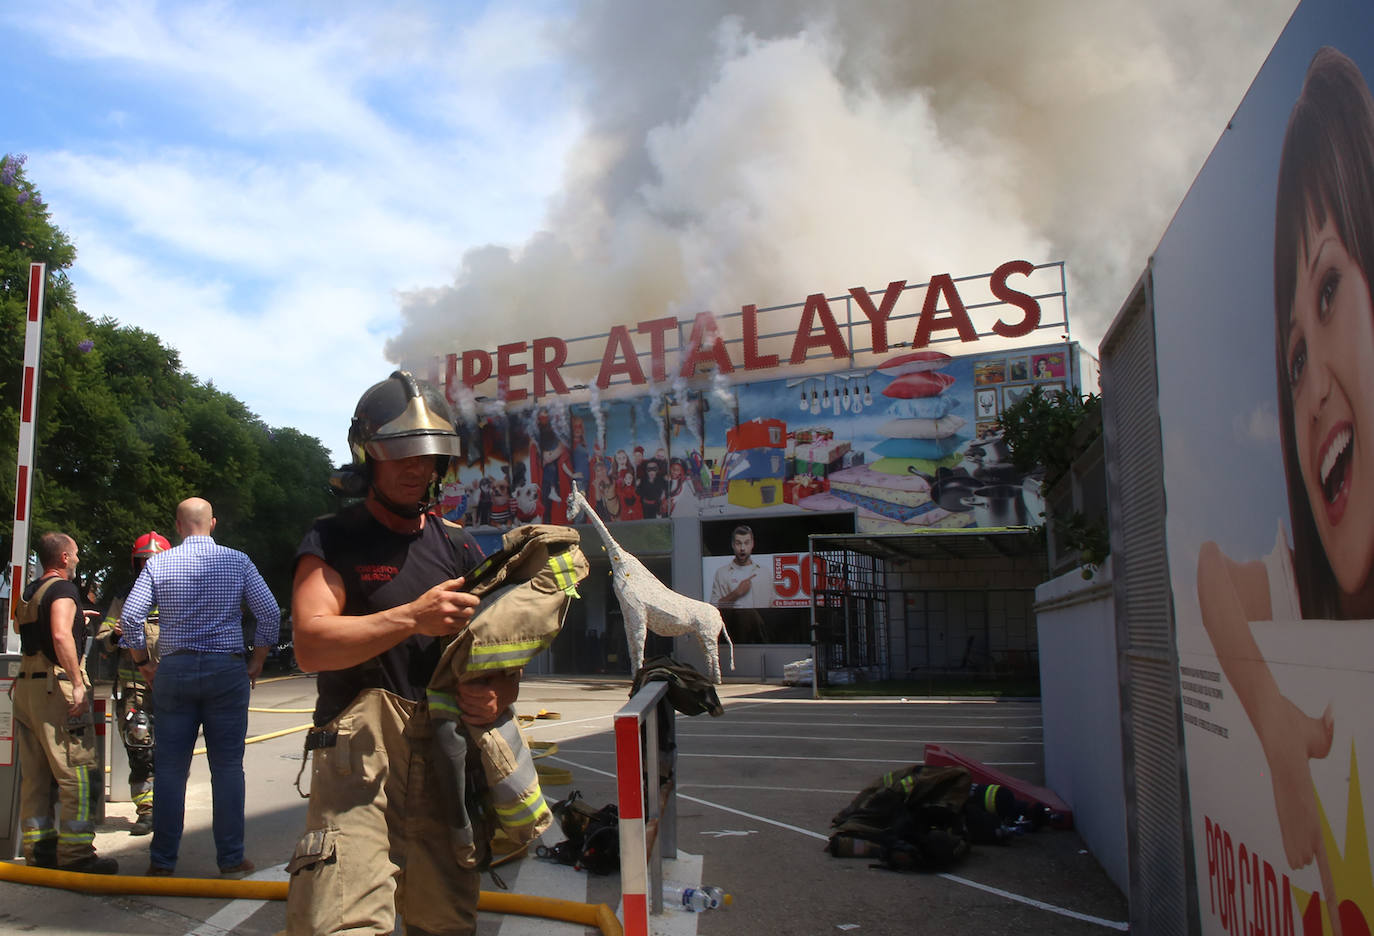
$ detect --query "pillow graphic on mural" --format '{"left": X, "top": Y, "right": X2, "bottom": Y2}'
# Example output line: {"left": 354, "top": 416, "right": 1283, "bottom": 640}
{"left": 882, "top": 371, "right": 957, "bottom": 398}
{"left": 876, "top": 349, "right": 953, "bottom": 376}
{"left": 877, "top": 415, "right": 968, "bottom": 440}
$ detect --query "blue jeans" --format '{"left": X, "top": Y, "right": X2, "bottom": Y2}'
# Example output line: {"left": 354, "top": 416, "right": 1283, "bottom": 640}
{"left": 150, "top": 651, "right": 250, "bottom": 870}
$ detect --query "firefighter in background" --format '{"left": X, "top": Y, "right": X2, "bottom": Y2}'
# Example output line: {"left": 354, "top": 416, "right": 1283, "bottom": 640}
{"left": 95, "top": 531, "right": 169, "bottom": 837}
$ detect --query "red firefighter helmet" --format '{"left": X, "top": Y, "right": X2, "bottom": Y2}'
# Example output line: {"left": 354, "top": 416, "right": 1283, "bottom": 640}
{"left": 131, "top": 531, "right": 171, "bottom": 563}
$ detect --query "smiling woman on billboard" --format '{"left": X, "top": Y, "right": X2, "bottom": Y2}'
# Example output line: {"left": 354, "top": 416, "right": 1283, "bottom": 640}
{"left": 1196, "top": 44, "right": 1374, "bottom": 911}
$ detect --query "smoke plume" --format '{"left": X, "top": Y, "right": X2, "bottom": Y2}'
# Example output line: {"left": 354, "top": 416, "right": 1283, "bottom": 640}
{"left": 386, "top": 0, "right": 1297, "bottom": 377}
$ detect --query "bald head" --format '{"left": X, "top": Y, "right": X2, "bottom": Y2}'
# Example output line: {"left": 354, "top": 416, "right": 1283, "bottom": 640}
{"left": 175, "top": 497, "right": 216, "bottom": 538}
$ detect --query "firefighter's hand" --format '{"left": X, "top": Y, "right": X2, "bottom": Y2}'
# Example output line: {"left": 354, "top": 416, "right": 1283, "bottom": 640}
{"left": 68, "top": 681, "right": 90, "bottom": 719}
{"left": 459, "top": 669, "right": 522, "bottom": 725}
{"left": 410, "top": 578, "right": 480, "bottom": 637}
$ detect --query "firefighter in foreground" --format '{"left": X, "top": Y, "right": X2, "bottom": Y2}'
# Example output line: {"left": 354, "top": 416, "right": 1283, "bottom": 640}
{"left": 284, "top": 371, "right": 518, "bottom": 935}
{"left": 95, "top": 530, "right": 171, "bottom": 836}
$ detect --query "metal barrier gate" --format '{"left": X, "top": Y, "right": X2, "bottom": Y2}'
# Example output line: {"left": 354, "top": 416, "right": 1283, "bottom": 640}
{"left": 614, "top": 680, "right": 677, "bottom": 936}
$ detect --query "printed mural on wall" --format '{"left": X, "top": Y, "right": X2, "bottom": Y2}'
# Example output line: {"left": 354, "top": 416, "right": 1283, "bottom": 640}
{"left": 438, "top": 340, "right": 1078, "bottom": 536}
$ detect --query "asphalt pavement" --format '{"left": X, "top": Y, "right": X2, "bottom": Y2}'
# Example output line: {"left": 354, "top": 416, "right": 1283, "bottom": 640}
{"left": 0, "top": 675, "right": 1128, "bottom": 935}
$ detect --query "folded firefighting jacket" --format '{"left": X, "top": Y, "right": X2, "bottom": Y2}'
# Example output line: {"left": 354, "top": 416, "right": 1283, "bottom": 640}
{"left": 425, "top": 524, "right": 589, "bottom": 868}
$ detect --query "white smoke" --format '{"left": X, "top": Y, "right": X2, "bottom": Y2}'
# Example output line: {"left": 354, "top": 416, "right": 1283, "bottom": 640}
{"left": 586, "top": 382, "right": 607, "bottom": 452}
{"left": 386, "top": 0, "right": 1297, "bottom": 370}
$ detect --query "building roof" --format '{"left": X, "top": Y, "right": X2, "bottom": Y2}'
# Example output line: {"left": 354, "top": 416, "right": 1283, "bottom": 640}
{"left": 808, "top": 527, "right": 1045, "bottom": 562}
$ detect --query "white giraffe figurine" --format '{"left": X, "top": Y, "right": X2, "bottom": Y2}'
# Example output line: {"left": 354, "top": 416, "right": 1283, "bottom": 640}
{"left": 568, "top": 482, "right": 735, "bottom": 684}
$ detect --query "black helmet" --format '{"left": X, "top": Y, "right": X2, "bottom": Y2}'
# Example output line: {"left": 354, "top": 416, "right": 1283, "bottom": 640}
{"left": 331, "top": 371, "right": 461, "bottom": 507}
{"left": 349, "top": 370, "right": 461, "bottom": 463}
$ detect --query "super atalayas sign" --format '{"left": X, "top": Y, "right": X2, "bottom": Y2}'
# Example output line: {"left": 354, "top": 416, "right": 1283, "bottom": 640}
{"left": 445, "top": 259, "right": 1045, "bottom": 402}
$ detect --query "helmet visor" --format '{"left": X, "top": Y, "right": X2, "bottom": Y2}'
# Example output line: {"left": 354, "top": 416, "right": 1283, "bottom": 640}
{"left": 365, "top": 431, "right": 463, "bottom": 461}
{"left": 362, "top": 388, "right": 462, "bottom": 461}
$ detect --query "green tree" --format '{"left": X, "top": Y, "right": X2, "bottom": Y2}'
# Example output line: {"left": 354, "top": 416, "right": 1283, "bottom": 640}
{"left": 1, "top": 154, "right": 334, "bottom": 610}
{"left": 999, "top": 385, "right": 1109, "bottom": 569}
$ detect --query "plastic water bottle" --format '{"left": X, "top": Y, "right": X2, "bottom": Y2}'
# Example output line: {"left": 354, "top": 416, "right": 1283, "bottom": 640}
{"left": 662, "top": 881, "right": 731, "bottom": 912}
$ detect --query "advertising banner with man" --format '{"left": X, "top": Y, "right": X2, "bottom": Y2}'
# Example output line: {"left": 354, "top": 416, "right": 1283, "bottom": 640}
{"left": 1150, "top": 0, "right": 1374, "bottom": 931}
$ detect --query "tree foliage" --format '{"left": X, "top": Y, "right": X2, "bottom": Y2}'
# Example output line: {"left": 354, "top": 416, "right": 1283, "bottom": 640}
{"left": 999, "top": 385, "right": 1108, "bottom": 569}
{"left": 1, "top": 154, "right": 335, "bottom": 607}
{"left": 998, "top": 385, "right": 1101, "bottom": 491}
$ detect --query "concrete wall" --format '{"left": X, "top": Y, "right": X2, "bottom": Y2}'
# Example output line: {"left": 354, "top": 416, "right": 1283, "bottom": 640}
{"left": 1035, "top": 557, "right": 1127, "bottom": 895}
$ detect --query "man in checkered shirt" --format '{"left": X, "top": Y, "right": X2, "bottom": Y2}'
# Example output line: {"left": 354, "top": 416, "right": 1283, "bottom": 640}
{"left": 120, "top": 496, "right": 279, "bottom": 878}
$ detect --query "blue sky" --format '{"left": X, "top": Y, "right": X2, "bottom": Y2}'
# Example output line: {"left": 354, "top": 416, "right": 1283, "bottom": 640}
{"left": 1, "top": 0, "right": 1300, "bottom": 464}
{"left": 2, "top": 1, "right": 579, "bottom": 461}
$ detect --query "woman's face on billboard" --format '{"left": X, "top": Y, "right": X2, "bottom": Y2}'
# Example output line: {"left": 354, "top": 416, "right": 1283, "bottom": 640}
{"left": 1286, "top": 214, "right": 1374, "bottom": 596}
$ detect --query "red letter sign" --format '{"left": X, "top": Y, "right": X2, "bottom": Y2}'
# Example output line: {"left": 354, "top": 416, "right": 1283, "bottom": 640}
{"left": 989, "top": 260, "right": 1041, "bottom": 338}
{"left": 496, "top": 341, "right": 529, "bottom": 402}
{"left": 742, "top": 304, "right": 779, "bottom": 371}
{"left": 789, "top": 293, "right": 849, "bottom": 364}
{"left": 849, "top": 280, "right": 906, "bottom": 355}
{"left": 532, "top": 337, "right": 569, "bottom": 397}
{"left": 679, "top": 312, "right": 735, "bottom": 378}
{"left": 597, "top": 325, "right": 647, "bottom": 389}
{"left": 913, "top": 275, "right": 977, "bottom": 347}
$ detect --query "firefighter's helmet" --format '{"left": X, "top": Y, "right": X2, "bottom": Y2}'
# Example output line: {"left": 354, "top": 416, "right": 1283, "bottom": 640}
{"left": 331, "top": 371, "right": 461, "bottom": 504}
{"left": 131, "top": 531, "right": 171, "bottom": 564}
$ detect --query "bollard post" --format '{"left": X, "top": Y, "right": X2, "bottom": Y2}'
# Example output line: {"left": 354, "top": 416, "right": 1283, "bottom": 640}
{"left": 91, "top": 697, "right": 106, "bottom": 824}
{"left": 615, "top": 680, "right": 676, "bottom": 936}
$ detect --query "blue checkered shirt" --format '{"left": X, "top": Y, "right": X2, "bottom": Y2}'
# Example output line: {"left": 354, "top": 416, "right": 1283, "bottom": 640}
{"left": 121, "top": 535, "right": 280, "bottom": 655}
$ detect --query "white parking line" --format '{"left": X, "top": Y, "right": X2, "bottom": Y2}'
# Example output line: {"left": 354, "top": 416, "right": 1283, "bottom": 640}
{"left": 553, "top": 752, "right": 1036, "bottom": 768}
{"left": 674, "top": 732, "right": 1043, "bottom": 745}
{"left": 705, "top": 718, "right": 1044, "bottom": 728}
{"left": 183, "top": 862, "right": 289, "bottom": 936}
{"left": 497, "top": 828, "right": 599, "bottom": 935}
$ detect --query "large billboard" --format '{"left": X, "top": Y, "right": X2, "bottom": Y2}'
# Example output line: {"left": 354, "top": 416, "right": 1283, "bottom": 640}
{"left": 436, "top": 338, "right": 1082, "bottom": 536}
{"left": 1151, "top": 1, "right": 1374, "bottom": 931}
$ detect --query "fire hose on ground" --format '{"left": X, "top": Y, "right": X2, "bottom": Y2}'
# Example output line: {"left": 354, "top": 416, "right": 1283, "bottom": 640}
{"left": 0, "top": 863, "right": 623, "bottom": 935}
{"left": 76, "top": 696, "right": 603, "bottom": 928}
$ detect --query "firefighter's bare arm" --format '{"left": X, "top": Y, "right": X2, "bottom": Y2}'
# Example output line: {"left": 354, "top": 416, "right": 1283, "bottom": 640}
{"left": 49, "top": 596, "right": 88, "bottom": 717}
{"left": 292, "top": 554, "right": 480, "bottom": 673}
{"left": 459, "top": 669, "right": 522, "bottom": 725}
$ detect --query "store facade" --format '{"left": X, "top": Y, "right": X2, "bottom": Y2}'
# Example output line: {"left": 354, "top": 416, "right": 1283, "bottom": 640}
{"left": 425, "top": 261, "right": 1088, "bottom": 679}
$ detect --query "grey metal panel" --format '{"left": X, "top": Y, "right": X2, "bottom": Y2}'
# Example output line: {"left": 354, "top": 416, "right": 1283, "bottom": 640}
{"left": 1101, "top": 274, "right": 1199, "bottom": 935}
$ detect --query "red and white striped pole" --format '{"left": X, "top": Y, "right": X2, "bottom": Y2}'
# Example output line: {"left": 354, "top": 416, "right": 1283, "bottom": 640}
{"left": 615, "top": 711, "right": 648, "bottom": 936}
{"left": 7, "top": 263, "right": 45, "bottom": 654}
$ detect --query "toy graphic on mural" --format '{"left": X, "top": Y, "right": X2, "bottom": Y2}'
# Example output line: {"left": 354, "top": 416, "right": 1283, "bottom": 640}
{"left": 568, "top": 482, "right": 735, "bottom": 683}
{"left": 1191, "top": 45, "right": 1374, "bottom": 926}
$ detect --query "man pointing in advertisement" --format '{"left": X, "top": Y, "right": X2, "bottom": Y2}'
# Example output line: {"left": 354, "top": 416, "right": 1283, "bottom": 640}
{"left": 710, "top": 524, "right": 768, "bottom": 609}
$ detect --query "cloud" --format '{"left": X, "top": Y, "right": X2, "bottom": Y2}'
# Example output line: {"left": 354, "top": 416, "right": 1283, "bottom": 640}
{"left": 4, "top": 0, "right": 578, "bottom": 460}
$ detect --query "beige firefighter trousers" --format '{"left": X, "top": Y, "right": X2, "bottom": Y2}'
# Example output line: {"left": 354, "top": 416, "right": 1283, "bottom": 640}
{"left": 11, "top": 654, "right": 99, "bottom": 867}
{"left": 284, "top": 688, "right": 480, "bottom": 936}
